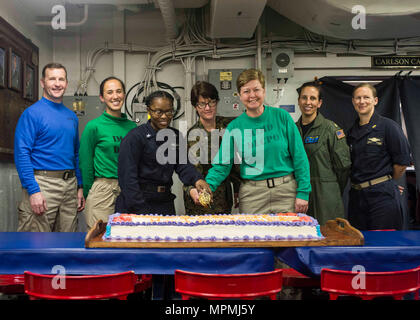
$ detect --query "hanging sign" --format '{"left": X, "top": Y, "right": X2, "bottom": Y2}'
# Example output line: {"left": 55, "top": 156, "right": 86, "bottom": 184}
{"left": 372, "top": 56, "right": 420, "bottom": 69}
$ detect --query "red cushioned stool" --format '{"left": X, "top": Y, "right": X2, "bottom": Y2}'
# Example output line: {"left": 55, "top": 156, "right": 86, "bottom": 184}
{"left": 321, "top": 267, "right": 420, "bottom": 300}
{"left": 24, "top": 271, "right": 138, "bottom": 300}
{"left": 282, "top": 268, "right": 320, "bottom": 287}
{"left": 175, "top": 269, "right": 283, "bottom": 300}
{"left": 0, "top": 274, "right": 25, "bottom": 294}
{"left": 134, "top": 274, "right": 153, "bottom": 292}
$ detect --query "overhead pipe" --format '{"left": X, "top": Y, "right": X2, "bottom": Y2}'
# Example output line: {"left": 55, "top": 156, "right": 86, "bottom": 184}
{"left": 156, "top": 0, "right": 178, "bottom": 41}
{"left": 256, "top": 23, "right": 262, "bottom": 70}
{"left": 36, "top": 4, "right": 89, "bottom": 27}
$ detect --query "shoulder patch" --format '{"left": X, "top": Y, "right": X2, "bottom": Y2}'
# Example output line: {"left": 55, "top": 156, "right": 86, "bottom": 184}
{"left": 336, "top": 129, "right": 345, "bottom": 139}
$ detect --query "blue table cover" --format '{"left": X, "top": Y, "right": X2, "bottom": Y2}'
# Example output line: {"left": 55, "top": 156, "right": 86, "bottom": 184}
{"left": 2, "top": 231, "right": 419, "bottom": 277}
{"left": 0, "top": 232, "right": 274, "bottom": 275}
{"left": 276, "top": 231, "right": 420, "bottom": 278}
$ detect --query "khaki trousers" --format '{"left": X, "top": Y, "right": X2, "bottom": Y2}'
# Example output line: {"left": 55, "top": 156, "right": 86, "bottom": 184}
{"left": 238, "top": 174, "right": 297, "bottom": 214}
{"left": 18, "top": 175, "right": 78, "bottom": 232}
{"left": 85, "top": 178, "right": 120, "bottom": 230}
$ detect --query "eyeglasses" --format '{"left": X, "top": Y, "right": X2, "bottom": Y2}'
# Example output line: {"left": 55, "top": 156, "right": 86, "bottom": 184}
{"left": 196, "top": 100, "right": 217, "bottom": 109}
{"left": 149, "top": 108, "right": 174, "bottom": 117}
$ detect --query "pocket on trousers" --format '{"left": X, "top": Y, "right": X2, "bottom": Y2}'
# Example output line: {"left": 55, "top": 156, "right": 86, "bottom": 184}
{"left": 112, "top": 185, "right": 121, "bottom": 199}
{"left": 280, "top": 177, "right": 297, "bottom": 196}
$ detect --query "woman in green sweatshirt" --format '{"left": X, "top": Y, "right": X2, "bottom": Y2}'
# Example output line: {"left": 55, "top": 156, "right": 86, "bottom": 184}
{"left": 79, "top": 77, "right": 137, "bottom": 229}
{"left": 203, "top": 69, "right": 311, "bottom": 214}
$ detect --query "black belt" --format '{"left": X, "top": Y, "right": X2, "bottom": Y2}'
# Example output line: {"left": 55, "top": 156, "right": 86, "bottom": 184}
{"left": 34, "top": 170, "right": 75, "bottom": 180}
{"left": 140, "top": 184, "right": 171, "bottom": 193}
{"left": 244, "top": 174, "right": 294, "bottom": 189}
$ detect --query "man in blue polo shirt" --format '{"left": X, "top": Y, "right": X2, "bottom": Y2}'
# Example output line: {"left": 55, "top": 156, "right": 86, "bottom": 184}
{"left": 14, "top": 63, "right": 85, "bottom": 232}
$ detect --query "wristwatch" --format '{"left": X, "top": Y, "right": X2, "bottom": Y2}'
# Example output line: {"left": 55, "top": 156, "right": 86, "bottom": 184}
{"left": 77, "top": 185, "right": 83, "bottom": 189}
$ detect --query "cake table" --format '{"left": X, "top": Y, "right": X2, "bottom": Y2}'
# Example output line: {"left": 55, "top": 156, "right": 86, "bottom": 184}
{"left": 85, "top": 218, "right": 364, "bottom": 248}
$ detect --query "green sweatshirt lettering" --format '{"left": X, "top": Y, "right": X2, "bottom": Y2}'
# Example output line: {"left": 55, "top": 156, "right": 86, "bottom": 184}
{"left": 79, "top": 112, "right": 137, "bottom": 198}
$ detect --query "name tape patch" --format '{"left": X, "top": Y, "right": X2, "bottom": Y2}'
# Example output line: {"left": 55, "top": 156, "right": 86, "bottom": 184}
{"left": 305, "top": 136, "right": 320, "bottom": 144}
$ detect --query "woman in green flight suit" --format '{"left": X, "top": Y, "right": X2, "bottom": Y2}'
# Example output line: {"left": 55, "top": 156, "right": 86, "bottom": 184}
{"left": 295, "top": 82, "right": 351, "bottom": 225}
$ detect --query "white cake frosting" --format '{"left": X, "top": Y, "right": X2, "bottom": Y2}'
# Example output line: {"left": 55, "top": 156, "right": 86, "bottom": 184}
{"left": 103, "top": 213, "right": 324, "bottom": 242}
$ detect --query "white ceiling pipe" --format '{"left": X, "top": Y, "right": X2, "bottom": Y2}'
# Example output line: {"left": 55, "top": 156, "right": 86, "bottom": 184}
{"left": 68, "top": 0, "right": 207, "bottom": 6}
{"left": 36, "top": 4, "right": 89, "bottom": 27}
{"left": 69, "top": 0, "right": 150, "bottom": 4}
{"left": 256, "top": 23, "right": 262, "bottom": 70}
{"left": 156, "top": 0, "right": 178, "bottom": 41}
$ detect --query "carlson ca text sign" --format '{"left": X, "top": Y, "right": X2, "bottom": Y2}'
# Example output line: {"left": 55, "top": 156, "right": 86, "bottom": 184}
{"left": 372, "top": 56, "right": 420, "bottom": 69}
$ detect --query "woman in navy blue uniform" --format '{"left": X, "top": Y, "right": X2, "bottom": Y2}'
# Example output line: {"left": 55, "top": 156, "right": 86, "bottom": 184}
{"left": 347, "top": 83, "right": 411, "bottom": 230}
{"left": 115, "top": 90, "right": 211, "bottom": 215}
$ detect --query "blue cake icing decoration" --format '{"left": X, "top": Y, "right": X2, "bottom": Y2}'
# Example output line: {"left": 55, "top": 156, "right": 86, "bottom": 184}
{"left": 105, "top": 225, "right": 111, "bottom": 237}
{"left": 316, "top": 225, "right": 322, "bottom": 237}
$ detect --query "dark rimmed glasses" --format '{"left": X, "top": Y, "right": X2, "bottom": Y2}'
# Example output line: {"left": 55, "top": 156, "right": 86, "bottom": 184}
{"left": 196, "top": 100, "right": 217, "bottom": 109}
{"left": 149, "top": 108, "right": 174, "bottom": 117}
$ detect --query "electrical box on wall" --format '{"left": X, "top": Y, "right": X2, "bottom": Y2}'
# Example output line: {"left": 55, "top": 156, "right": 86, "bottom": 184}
{"left": 208, "top": 68, "right": 245, "bottom": 118}
{"left": 271, "top": 49, "right": 294, "bottom": 79}
{"left": 63, "top": 96, "right": 104, "bottom": 138}
{"left": 132, "top": 102, "right": 148, "bottom": 125}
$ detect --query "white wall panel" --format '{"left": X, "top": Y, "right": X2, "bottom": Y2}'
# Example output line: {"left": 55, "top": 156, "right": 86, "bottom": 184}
{"left": 0, "top": 2, "right": 53, "bottom": 230}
